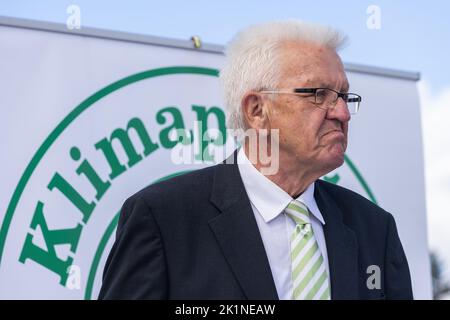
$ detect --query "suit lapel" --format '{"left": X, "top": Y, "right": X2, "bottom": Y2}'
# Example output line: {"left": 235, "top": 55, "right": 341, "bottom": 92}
{"left": 208, "top": 152, "right": 279, "bottom": 300}
{"left": 314, "top": 180, "right": 359, "bottom": 299}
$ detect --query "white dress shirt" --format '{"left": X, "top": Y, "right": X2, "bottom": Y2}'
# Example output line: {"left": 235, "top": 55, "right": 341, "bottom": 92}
{"left": 237, "top": 148, "right": 331, "bottom": 300}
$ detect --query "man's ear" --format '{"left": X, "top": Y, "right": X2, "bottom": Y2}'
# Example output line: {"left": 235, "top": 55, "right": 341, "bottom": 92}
{"left": 241, "top": 91, "right": 268, "bottom": 130}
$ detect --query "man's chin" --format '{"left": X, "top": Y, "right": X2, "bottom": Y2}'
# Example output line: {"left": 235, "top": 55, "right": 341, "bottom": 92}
{"left": 324, "top": 145, "right": 346, "bottom": 170}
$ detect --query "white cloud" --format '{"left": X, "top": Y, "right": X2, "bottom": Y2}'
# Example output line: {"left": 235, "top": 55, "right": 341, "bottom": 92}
{"left": 419, "top": 80, "right": 450, "bottom": 297}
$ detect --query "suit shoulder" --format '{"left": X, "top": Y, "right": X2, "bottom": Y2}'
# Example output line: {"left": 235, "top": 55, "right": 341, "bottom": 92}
{"left": 128, "top": 164, "right": 216, "bottom": 204}
{"left": 316, "top": 179, "right": 392, "bottom": 221}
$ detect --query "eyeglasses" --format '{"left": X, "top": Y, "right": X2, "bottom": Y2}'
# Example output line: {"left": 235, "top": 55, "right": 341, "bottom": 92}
{"left": 259, "top": 88, "right": 362, "bottom": 114}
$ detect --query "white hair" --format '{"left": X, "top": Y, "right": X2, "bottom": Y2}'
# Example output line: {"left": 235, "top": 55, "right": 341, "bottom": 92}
{"left": 219, "top": 20, "right": 347, "bottom": 140}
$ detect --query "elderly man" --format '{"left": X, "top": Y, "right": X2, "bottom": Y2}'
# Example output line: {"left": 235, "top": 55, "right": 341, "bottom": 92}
{"left": 99, "top": 20, "right": 413, "bottom": 300}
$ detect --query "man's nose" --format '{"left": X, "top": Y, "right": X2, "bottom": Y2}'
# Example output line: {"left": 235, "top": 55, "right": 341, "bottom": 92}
{"left": 327, "top": 97, "right": 351, "bottom": 122}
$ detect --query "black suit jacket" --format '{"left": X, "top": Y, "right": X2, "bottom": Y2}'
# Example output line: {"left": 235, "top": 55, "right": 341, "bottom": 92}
{"left": 98, "top": 153, "right": 413, "bottom": 300}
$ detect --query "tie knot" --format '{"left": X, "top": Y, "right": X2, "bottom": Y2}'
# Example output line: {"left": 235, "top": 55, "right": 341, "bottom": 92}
{"left": 285, "top": 200, "right": 311, "bottom": 225}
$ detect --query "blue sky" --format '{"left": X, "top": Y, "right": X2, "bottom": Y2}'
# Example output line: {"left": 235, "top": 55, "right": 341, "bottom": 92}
{"left": 1, "top": 0, "right": 449, "bottom": 94}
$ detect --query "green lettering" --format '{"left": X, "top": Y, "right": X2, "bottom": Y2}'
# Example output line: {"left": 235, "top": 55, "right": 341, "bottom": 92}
{"left": 95, "top": 117, "right": 159, "bottom": 179}
{"left": 19, "top": 201, "right": 82, "bottom": 285}
{"left": 192, "top": 105, "right": 226, "bottom": 161}
{"left": 156, "top": 106, "right": 191, "bottom": 148}
{"left": 70, "top": 146, "right": 111, "bottom": 201}
{"left": 48, "top": 172, "right": 95, "bottom": 223}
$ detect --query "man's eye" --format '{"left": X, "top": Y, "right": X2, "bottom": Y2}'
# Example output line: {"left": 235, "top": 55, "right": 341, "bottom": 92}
{"left": 316, "top": 90, "right": 327, "bottom": 97}
{"left": 315, "top": 89, "right": 328, "bottom": 103}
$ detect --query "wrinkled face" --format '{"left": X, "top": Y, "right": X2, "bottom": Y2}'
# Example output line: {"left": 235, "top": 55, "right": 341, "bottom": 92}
{"left": 265, "top": 41, "right": 351, "bottom": 174}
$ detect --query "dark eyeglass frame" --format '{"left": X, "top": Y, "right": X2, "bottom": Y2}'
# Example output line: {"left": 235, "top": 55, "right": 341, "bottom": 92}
{"left": 259, "top": 87, "right": 362, "bottom": 114}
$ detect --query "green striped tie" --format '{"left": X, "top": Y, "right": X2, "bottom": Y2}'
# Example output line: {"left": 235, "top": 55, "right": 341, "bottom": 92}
{"left": 285, "top": 200, "right": 331, "bottom": 300}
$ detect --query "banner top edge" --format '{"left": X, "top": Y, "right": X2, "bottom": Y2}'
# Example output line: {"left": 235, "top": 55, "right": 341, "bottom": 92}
{"left": 0, "top": 15, "right": 420, "bottom": 81}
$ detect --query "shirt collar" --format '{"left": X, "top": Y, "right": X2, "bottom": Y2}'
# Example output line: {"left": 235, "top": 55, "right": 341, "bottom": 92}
{"left": 237, "top": 148, "right": 325, "bottom": 225}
